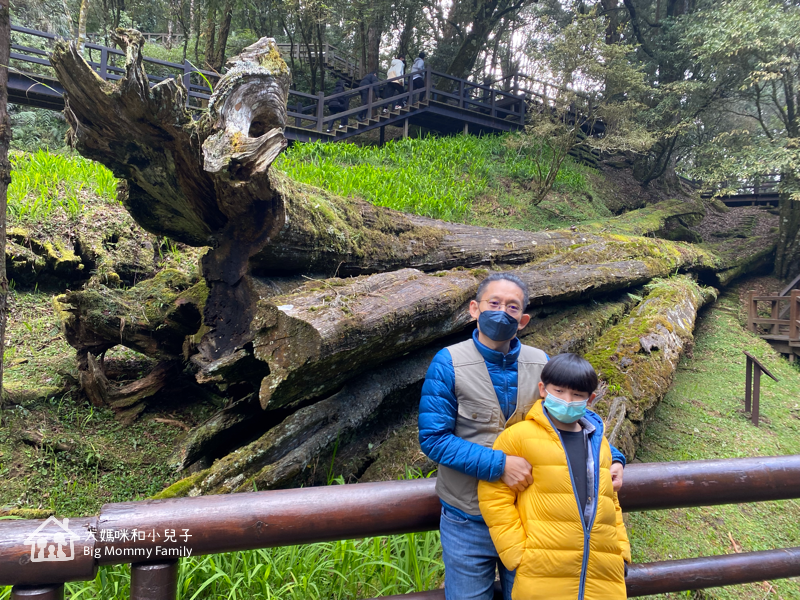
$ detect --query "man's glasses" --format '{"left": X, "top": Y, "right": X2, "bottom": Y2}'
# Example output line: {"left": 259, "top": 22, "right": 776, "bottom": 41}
{"left": 480, "top": 299, "right": 522, "bottom": 317}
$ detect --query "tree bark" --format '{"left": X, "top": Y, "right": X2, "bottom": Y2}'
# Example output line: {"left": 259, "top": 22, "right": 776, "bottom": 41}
{"left": 775, "top": 172, "right": 800, "bottom": 280}
{"left": 0, "top": 0, "right": 9, "bottom": 408}
{"left": 211, "top": 0, "right": 234, "bottom": 71}
{"left": 587, "top": 276, "right": 715, "bottom": 460}
{"left": 156, "top": 289, "right": 646, "bottom": 495}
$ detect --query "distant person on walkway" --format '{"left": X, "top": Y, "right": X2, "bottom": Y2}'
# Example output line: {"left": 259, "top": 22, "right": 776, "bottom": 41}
{"left": 386, "top": 54, "right": 406, "bottom": 110}
{"left": 411, "top": 51, "right": 426, "bottom": 103}
{"left": 419, "top": 273, "right": 627, "bottom": 600}
{"left": 479, "top": 353, "right": 630, "bottom": 600}
{"left": 326, "top": 79, "right": 350, "bottom": 132}
{"left": 358, "top": 71, "right": 380, "bottom": 121}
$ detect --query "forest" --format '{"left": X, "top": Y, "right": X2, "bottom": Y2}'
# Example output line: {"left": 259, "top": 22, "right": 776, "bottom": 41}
{"left": 1, "top": 0, "right": 800, "bottom": 597}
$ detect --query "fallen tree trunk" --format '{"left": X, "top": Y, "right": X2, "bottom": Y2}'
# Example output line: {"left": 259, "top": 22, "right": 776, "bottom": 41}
{"left": 49, "top": 32, "right": 672, "bottom": 279}
{"left": 215, "top": 236, "right": 714, "bottom": 411}
{"left": 157, "top": 288, "right": 650, "bottom": 496}
{"left": 586, "top": 275, "right": 715, "bottom": 460}
{"left": 49, "top": 31, "right": 716, "bottom": 375}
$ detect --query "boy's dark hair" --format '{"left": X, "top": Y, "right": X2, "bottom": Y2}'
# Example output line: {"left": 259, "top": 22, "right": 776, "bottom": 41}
{"left": 540, "top": 353, "right": 598, "bottom": 395}
{"left": 475, "top": 273, "right": 529, "bottom": 310}
{"left": 419, "top": 51, "right": 426, "bottom": 59}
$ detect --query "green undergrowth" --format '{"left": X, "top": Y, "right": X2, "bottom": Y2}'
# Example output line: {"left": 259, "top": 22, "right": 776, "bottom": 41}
{"left": 626, "top": 281, "right": 800, "bottom": 599}
{"left": 276, "top": 133, "right": 608, "bottom": 226}
{"left": 9, "top": 150, "right": 118, "bottom": 221}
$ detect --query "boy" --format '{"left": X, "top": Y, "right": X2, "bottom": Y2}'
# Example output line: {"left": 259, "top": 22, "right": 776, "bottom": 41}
{"left": 478, "top": 353, "right": 630, "bottom": 600}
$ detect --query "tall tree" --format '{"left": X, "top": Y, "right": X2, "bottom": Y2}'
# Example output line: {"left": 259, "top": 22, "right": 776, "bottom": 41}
{"left": 0, "top": 0, "right": 10, "bottom": 407}
{"left": 683, "top": 0, "right": 800, "bottom": 279}
{"left": 433, "top": 0, "right": 537, "bottom": 79}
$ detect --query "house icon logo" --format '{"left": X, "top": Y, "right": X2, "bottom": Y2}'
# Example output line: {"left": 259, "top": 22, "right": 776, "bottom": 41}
{"left": 24, "top": 516, "right": 79, "bottom": 562}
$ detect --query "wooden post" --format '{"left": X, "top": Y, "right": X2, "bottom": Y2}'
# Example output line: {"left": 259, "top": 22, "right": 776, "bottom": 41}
{"left": 425, "top": 67, "right": 432, "bottom": 103}
{"left": 403, "top": 118, "right": 409, "bottom": 139}
{"left": 743, "top": 351, "right": 778, "bottom": 427}
{"left": 491, "top": 89, "right": 496, "bottom": 119}
{"left": 745, "top": 354, "right": 752, "bottom": 413}
{"left": 130, "top": 560, "right": 179, "bottom": 600}
{"left": 752, "top": 367, "right": 761, "bottom": 426}
{"left": 10, "top": 586, "right": 64, "bottom": 600}
{"left": 99, "top": 47, "right": 108, "bottom": 79}
{"left": 791, "top": 290, "right": 800, "bottom": 341}
{"left": 379, "top": 125, "right": 385, "bottom": 146}
{"left": 463, "top": 122, "right": 469, "bottom": 135}
{"left": 316, "top": 91, "right": 324, "bottom": 132}
{"left": 295, "top": 101, "right": 302, "bottom": 127}
{"left": 367, "top": 86, "right": 373, "bottom": 121}
{"left": 770, "top": 298, "right": 779, "bottom": 334}
{"left": 459, "top": 80, "right": 464, "bottom": 108}
{"left": 747, "top": 292, "right": 757, "bottom": 332}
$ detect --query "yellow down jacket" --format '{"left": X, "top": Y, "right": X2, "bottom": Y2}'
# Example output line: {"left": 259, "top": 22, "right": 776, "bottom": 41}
{"left": 477, "top": 400, "right": 630, "bottom": 600}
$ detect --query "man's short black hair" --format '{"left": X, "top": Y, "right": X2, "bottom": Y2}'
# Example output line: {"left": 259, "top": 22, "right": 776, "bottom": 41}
{"left": 540, "top": 353, "right": 598, "bottom": 395}
{"left": 475, "top": 273, "right": 529, "bottom": 310}
{"left": 419, "top": 51, "right": 426, "bottom": 59}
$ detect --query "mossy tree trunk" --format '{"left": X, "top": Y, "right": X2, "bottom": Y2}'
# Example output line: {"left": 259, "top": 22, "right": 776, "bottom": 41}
{"left": 0, "top": 0, "right": 10, "bottom": 407}
{"left": 586, "top": 275, "right": 715, "bottom": 460}
{"left": 157, "top": 289, "right": 649, "bottom": 497}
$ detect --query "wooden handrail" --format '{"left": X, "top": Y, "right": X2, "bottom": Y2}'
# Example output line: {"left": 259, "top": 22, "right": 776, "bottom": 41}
{"left": 2, "top": 455, "right": 800, "bottom": 596}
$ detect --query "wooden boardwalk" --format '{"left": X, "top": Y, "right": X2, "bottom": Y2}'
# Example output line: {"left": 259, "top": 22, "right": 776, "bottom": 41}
{"left": 9, "top": 25, "right": 527, "bottom": 144}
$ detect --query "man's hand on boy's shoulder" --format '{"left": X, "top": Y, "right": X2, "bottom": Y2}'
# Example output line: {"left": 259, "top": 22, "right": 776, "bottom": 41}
{"left": 501, "top": 455, "right": 533, "bottom": 492}
{"left": 610, "top": 462, "right": 623, "bottom": 492}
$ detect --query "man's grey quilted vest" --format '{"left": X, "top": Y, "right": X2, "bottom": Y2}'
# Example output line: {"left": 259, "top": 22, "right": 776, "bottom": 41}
{"left": 435, "top": 339, "right": 548, "bottom": 516}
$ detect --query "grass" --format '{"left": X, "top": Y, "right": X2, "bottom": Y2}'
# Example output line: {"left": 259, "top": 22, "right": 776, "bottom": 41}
{"left": 626, "top": 280, "right": 800, "bottom": 599}
{"left": 0, "top": 530, "right": 443, "bottom": 600}
{"left": 275, "top": 133, "right": 608, "bottom": 226}
{"left": 9, "top": 150, "right": 118, "bottom": 221}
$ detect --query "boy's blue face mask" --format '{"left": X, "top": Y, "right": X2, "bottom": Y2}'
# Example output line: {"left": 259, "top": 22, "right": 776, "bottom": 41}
{"left": 478, "top": 310, "right": 519, "bottom": 342}
{"left": 543, "top": 392, "right": 588, "bottom": 424}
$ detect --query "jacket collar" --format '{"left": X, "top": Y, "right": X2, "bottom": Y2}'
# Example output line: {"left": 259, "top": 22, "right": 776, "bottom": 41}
{"left": 471, "top": 329, "right": 521, "bottom": 365}
{"left": 527, "top": 399, "right": 605, "bottom": 440}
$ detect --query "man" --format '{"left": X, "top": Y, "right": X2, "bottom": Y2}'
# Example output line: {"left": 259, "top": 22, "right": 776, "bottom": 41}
{"left": 419, "top": 273, "right": 626, "bottom": 600}
{"left": 358, "top": 70, "right": 380, "bottom": 121}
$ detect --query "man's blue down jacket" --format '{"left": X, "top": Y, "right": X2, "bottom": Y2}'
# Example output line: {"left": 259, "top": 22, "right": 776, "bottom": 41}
{"left": 419, "top": 331, "right": 626, "bottom": 485}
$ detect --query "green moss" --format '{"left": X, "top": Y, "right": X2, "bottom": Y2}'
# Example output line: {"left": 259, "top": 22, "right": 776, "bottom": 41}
{"left": 149, "top": 470, "right": 207, "bottom": 499}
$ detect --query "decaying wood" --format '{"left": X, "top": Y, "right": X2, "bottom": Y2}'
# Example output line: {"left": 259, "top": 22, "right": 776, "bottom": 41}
{"left": 19, "top": 431, "right": 75, "bottom": 453}
{"left": 587, "top": 275, "right": 715, "bottom": 459}
{"left": 78, "top": 352, "right": 181, "bottom": 421}
{"left": 158, "top": 286, "right": 661, "bottom": 496}
{"left": 224, "top": 237, "right": 714, "bottom": 411}
{"left": 155, "top": 349, "right": 437, "bottom": 497}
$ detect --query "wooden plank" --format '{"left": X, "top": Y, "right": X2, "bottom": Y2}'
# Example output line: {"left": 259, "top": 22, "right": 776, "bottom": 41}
{"left": 743, "top": 351, "right": 779, "bottom": 382}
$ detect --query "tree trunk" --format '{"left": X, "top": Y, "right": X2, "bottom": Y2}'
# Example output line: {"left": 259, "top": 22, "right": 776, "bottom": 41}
{"left": 77, "top": 0, "right": 89, "bottom": 53}
{"left": 211, "top": 0, "right": 234, "bottom": 71}
{"left": 775, "top": 172, "right": 800, "bottom": 280}
{"left": 0, "top": 0, "right": 9, "bottom": 407}
{"left": 587, "top": 276, "right": 715, "bottom": 460}
{"left": 203, "top": 9, "right": 216, "bottom": 68}
{"left": 156, "top": 289, "right": 646, "bottom": 495}
{"left": 366, "top": 13, "right": 383, "bottom": 74}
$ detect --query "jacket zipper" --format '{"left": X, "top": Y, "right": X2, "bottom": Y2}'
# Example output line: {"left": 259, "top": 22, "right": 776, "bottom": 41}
{"left": 556, "top": 422, "right": 600, "bottom": 600}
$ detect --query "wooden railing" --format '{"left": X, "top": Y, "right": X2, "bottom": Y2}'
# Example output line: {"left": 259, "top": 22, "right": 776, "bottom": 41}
{"left": 2, "top": 456, "right": 800, "bottom": 599}
{"left": 10, "top": 25, "right": 218, "bottom": 109}
{"left": 286, "top": 68, "right": 527, "bottom": 133}
{"left": 747, "top": 290, "right": 800, "bottom": 342}
{"left": 10, "top": 25, "right": 526, "bottom": 138}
